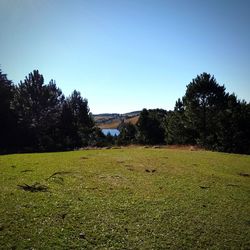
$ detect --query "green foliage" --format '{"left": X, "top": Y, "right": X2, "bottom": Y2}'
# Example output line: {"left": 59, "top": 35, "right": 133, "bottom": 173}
{"left": 137, "top": 109, "right": 166, "bottom": 144}
{"left": 0, "top": 70, "right": 13, "bottom": 111}
{"left": 183, "top": 73, "right": 227, "bottom": 147}
{"left": 165, "top": 99, "right": 196, "bottom": 145}
{"left": 60, "top": 90, "right": 95, "bottom": 149}
{"left": 166, "top": 72, "right": 250, "bottom": 154}
{"left": 216, "top": 94, "right": 250, "bottom": 154}
{"left": 89, "top": 127, "right": 109, "bottom": 147}
{"left": 0, "top": 68, "right": 249, "bottom": 154}
{"left": 117, "top": 122, "right": 137, "bottom": 145}
{"left": 0, "top": 70, "right": 16, "bottom": 152}
{"left": 0, "top": 69, "right": 96, "bottom": 153}
{"left": 12, "top": 70, "right": 64, "bottom": 151}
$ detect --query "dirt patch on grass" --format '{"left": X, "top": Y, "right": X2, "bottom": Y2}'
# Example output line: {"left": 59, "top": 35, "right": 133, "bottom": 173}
{"left": 117, "top": 160, "right": 125, "bottom": 164}
{"left": 20, "top": 169, "right": 33, "bottom": 173}
{"left": 80, "top": 156, "right": 88, "bottom": 160}
{"left": 166, "top": 145, "right": 204, "bottom": 151}
{"left": 99, "top": 174, "right": 126, "bottom": 186}
{"left": 239, "top": 172, "right": 250, "bottom": 177}
{"left": 125, "top": 164, "right": 134, "bottom": 171}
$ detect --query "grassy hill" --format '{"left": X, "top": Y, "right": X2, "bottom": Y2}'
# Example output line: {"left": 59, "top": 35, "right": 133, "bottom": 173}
{"left": 0, "top": 147, "right": 250, "bottom": 249}
{"left": 94, "top": 111, "right": 140, "bottom": 129}
{"left": 97, "top": 116, "right": 140, "bottom": 129}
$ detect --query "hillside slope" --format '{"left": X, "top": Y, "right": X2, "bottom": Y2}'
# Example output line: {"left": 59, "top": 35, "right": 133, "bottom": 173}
{"left": 93, "top": 111, "right": 140, "bottom": 129}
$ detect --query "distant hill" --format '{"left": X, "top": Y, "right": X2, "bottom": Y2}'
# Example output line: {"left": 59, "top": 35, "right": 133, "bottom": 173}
{"left": 93, "top": 111, "right": 141, "bottom": 129}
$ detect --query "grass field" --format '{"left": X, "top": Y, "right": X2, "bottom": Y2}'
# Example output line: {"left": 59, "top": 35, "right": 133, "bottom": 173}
{"left": 0, "top": 147, "right": 250, "bottom": 249}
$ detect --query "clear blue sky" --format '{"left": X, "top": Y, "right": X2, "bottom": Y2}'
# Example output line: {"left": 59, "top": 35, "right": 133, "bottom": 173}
{"left": 1, "top": 0, "right": 249, "bottom": 114}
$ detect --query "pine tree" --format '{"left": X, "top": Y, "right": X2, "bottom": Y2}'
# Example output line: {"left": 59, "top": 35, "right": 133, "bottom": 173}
{"left": 183, "top": 73, "right": 227, "bottom": 148}
{"left": 0, "top": 69, "right": 15, "bottom": 153}
{"left": 13, "top": 70, "right": 64, "bottom": 151}
{"left": 60, "top": 90, "right": 94, "bottom": 149}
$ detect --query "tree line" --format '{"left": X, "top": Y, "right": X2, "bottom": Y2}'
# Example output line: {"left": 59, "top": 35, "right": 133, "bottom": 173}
{"left": 118, "top": 73, "right": 250, "bottom": 154}
{"left": 0, "top": 69, "right": 105, "bottom": 153}
{"left": 1, "top": 69, "right": 250, "bottom": 154}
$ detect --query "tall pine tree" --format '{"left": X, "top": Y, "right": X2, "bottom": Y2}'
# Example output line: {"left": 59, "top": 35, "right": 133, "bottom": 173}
{"left": 0, "top": 69, "right": 16, "bottom": 153}
{"left": 13, "top": 70, "right": 64, "bottom": 151}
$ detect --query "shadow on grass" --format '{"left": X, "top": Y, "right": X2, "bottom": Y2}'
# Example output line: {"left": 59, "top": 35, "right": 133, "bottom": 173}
{"left": 17, "top": 182, "right": 49, "bottom": 192}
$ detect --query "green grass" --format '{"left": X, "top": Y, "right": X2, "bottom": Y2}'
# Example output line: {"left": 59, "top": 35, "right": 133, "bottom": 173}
{"left": 0, "top": 147, "right": 250, "bottom": 249}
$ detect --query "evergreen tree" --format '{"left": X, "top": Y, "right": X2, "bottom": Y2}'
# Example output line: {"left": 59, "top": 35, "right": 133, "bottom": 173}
{"left": 118, "top": 122, "right": 137, "bottom": 145}
{"left": 60, "top": 90, "right": 94, "bottom": 149}
{"left": 13, "top": 70, "right": 64, "bottom": 151}
{"left": 183, "top": 73, "right": 227, "bottom": 148}
{"left": 0, "top": 69, "right": 16, "bottom": 153}
{"left": 137, "top": 109, "right": 166, "bottom": 144}
{"left": 88, "top": 127, "right": 107, "bottom": 147}
{"left": 216, "top": 94, "right": 250, "bottom": 154}
{"left": 165, "top": 99, "right": 196, "bottom": 144}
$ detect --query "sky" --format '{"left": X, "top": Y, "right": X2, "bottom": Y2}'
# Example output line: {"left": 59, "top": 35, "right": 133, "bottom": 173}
{"left": 0, "top": 0, "right": 249, "bottom": 114}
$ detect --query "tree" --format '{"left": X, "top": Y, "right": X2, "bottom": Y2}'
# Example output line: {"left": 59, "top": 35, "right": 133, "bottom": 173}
{"left": 13, "top": 70, "right": 64, "bottom": 151}
{"left": 216, "top": 94, "right": 250, "bottom": 154}
{"left": 165, "top": 99, "right": 196, "bottom": 145}
{"left": 60, "top": 90, "right": 95, "bottom": 149}
{"left": 0, "top": 69, "right": 16, "bottom": 153}
{"left": 88, "top": 127, "right": 108, "bottom": 147}
{"left": 137, "top": 109, "right": 166, "bottom": 145}
{"left": 117, "top": 122, "right": 137, "bottom": 145}
{"left": 183, "top": 73, "right": 227, "bottom": 147}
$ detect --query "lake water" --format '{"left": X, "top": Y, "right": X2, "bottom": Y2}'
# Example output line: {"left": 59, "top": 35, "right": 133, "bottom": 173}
{"left": 102, "top": 129, "right": 120, "bottom": 136}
